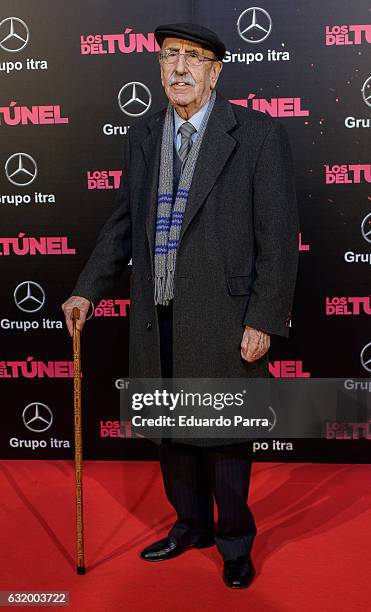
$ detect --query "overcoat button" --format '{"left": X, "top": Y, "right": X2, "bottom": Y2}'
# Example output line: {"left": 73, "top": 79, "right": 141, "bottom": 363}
{"left": 146, "top": 321, "right": 152, "bottom": 330}
{"left": 147, "top": 275, "right": 151, "bottom": 282}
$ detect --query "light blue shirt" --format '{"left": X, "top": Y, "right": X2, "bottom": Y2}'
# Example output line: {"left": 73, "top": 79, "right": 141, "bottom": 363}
{"left": 173, "top": 98, "right": 210, "bottom": 150}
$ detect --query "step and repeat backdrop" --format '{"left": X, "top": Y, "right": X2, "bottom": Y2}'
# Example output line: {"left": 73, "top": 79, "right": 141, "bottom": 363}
{"left": 1, "top": 1, "right": 370, "bottom": 461}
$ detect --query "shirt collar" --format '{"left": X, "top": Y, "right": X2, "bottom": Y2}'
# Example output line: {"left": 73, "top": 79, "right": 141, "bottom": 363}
{"left": 173, "top": 98, "right": 210, "bottom": 135}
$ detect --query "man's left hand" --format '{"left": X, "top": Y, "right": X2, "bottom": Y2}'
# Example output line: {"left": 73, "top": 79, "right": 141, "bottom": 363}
{"left": 241, "top": 326, "right": 270, "bottom": 362}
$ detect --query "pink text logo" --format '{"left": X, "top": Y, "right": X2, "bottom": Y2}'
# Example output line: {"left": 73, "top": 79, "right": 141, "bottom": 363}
{"left": 0, "top": 357, "right": 74, "bottom": 378}
{"left": 100, "top": 420, "right": 143, "bottom": 438}
{"left": 0, "top": 233, "right": 75, "bottom": 256}
{"left": 0, "top": 102, "right": 68, "bottom": 125}
{"left": 81, "top": 29, "right": 160, "bottom": 55}
{"left": 299, "top": 232, "right": 310, "bottom": 251}
{"left": 94, "top": 299, "right": 130, "bottom": 317}
{"left": 269, "top": 360, "right": 311, "bottom": 378}
{"left": 326, "top": 297, "right": 371, "bottom": 315}
{"left": 325, "top": 164, "right": 371, "bottom": 184}
{"left": 230, "top": 94, "right": 309, "bottom": 117}
{"left": 325, "top": 25, "right": 371, "bottom": 46}
{"left": 87, "top": 170, "right": 122, "bottom": 190}
{"left": 325, "top": 421, "right": 371, "bottom": 439}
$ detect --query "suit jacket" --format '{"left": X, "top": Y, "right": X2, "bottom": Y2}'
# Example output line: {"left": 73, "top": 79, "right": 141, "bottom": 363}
{"left": 73, "top": 92, "right": 299, "bottom": 382}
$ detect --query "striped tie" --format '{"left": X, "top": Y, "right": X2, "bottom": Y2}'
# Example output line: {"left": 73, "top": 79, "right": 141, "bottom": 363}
{"left": 178, "top": 122, "right": 196, "bottom": 163}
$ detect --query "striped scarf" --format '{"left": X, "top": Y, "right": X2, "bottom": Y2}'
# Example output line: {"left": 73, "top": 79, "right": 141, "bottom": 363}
{"left": 154, "top": 90, "right": 216, "bottom": 305}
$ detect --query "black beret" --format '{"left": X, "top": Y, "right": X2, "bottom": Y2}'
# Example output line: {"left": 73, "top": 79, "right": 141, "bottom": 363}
{"left": 155, "top": 22, "right": 226, "bottom": 61}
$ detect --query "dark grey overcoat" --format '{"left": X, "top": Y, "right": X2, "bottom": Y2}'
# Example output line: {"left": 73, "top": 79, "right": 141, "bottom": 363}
{"left": 73, "top": 92, "right": 299, "bottom": 442}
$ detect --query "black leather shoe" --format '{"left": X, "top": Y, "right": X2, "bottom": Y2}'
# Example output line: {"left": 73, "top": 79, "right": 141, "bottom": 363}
{"left": 140, "top": 535, "right": 214, "bottom": 562}
{"left": 223, "top": 555, "right": 255, "bottom": 589}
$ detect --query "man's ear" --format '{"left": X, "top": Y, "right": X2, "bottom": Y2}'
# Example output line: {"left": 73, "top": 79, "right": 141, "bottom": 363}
{"left": 211, "top": 61, "right": 223, "bottom": 89}
{"left": 159, "top": 63, "right": 166, "bottom": 89}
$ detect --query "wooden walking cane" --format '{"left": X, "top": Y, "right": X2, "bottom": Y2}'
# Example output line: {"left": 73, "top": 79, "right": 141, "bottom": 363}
{"left": 72, "top": 307, "right": 86, "bottom": 575}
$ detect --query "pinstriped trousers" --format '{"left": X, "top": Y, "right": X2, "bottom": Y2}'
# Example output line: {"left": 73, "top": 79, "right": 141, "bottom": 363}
{"left": 157, "top": 304, "right": 257, "bottom": 560}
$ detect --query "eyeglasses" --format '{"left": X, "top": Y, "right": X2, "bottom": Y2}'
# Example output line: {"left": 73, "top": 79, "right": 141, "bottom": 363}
{"left": 159, "top": 49, "right": 218, "bottom": 67}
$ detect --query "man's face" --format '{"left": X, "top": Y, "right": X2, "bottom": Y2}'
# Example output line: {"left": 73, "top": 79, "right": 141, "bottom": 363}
{"left": 159, "top": 37, "right": 222, "bottom": 118}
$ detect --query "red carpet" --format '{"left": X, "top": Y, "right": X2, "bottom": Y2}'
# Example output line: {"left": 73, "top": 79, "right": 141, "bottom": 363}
{"left": 1, "top": 460, "right": 370, "bottom": 611}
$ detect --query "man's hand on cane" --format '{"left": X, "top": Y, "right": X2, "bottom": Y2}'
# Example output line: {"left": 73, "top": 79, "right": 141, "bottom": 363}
{"left": 62, "top": 296, "right": 93, "bottom": 337}
{"left": 241, "top": 326, "right": 270, "bottom": 362}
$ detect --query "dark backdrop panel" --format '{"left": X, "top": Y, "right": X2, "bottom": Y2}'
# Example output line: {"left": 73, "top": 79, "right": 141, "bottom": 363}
{"left": 0, "top": 1, "right": 370, "bottom": 461}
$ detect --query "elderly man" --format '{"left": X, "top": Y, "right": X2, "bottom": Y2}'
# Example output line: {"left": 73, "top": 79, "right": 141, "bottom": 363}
{"left": 62, "top": 23, "right": 298, "bottom": 588}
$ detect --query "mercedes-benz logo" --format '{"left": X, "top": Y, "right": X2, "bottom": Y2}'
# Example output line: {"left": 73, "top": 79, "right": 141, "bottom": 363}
{"left": 360, "top": 343, "right": 371, "bottom": 373}
{"left": 361, "top": 75, "right": 371, "bottom": 109}
{"left": 5, "top": 153, "right": 38, "bottom": 187}
{"left": 14, "top": 281, "right": 45, "bottom": 313}
{"left": 237, "top": 7, "right": 272, "bottom": 44}
{"left": 118, "top": 82, "right": 152, "bottom": 117}
{"left": 0, "top": 17, "right": 29, "bottom": 53}
{"left": 22, "top": 402, "right": 53, "bottom": 433}
{"left": 361, "top": 213, "right": 371, "bottom": 244}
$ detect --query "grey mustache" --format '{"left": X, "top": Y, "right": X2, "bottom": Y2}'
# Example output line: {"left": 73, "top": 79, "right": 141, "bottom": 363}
{"left": 168, "top": 75, "right": 195, "bottom": 86}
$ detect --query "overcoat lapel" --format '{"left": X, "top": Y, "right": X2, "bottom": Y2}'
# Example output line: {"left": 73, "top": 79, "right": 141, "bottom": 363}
{"left": 179, "top": 94, "right": 237, "bottom": 246}
{"left": 142, "top": 94, "right": 238, "bottom": 266}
